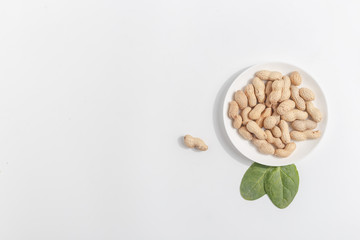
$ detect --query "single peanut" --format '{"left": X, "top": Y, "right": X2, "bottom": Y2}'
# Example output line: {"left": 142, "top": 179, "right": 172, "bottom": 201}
{"left": 234, "top": 90, "right": 248, "bottom": 109}
{"left": 265, "top": 130, "right": 285, "bottom": 149}
{"left": 184, "top": 135, "right": 208, "bottom": 151}
{"left": 249, "top": 104, "right": 266, "bottom": 120}
{"left": 265, "top": 81, "right": 272, "bottom": 96}
{"left": 228, "top": 101, "right": 239, "bottom": 119}
{"left": 263, "top": 116, "right": 277, "bottom": 129}
{"left": 279, "top": 120, "right": 291, "bottom": 144}
{"left": 269, "top": 80, "right": 284, "bottom": 104}
{"left": 232, "top": 115, "right": 243, "bottom": 129}
{"left": 256, "top": 107, "right": 272, "bottom": 128}
{"left": 255, "top": 70, "right": 282, "bottom": 81}
{"left": 275, "top": 142, "right": 296, "bottom": 158}
{"left": 252, "top": 77, "right": 265, "bottom": 103}
{"left": 291, "top": 120, "right": 317, "bottom": 131}
{"left": 306, "top": 101, "right": 322, "bottom": 122}
{"left": 241, "top": 107, "right": 252, "bottom": 125}
{"left": 238, "top": 126, "right": 253, "bottom": 140}
{"left": 271, "top": 126, "right": 282, "bottom": 138}
{"left": 290, "top": 86, "right": 306, "bottom": 110}
{"left": 272, "top": 111, "right": 281, "bottom": 125}
{"left": 299, "top": 88, "right": 315, "bottom": 101}
{"left": 290, "top": 71, "right": 302, "bottom": 86}
{"left": 290, "top": 130, "right": 321, "bottom": 141}
{"left": 246, "top": 121, "right": 267, "bottom": 140}
{"left": 252, "top": 138, "right": 275, "bottom": 155}
{"left": 279, "top": 75, "right": 291, "bottom": 102}
{"left": 281, "top": 109, "right": 308, "bottom": 122}
{"left": 244, "top": 84, "right": 257, "bottom": 107}
{"left": 277, "top": 99, "right": 296, "bottom": 115}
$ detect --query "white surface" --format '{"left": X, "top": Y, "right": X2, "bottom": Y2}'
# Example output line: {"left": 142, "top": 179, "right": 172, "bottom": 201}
{"left": 223, "top": 62, "right": 328, "bottom": 166}
{"left": 0, "top": 0, "right": 360, "bottom": 239}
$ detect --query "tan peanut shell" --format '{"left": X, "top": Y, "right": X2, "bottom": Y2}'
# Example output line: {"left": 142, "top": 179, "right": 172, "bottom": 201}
{"left": 238, "top": 126, "right": 253, "bottom": 140}
{"left": 290, "top": 71, "right": 302, "bottom": 86}
{"left": 269, "top": 80, "right": 284, "bottom": 104}
{"left": 272, "top": 111, "right": 281, "bottom": 125}
{"left": 252, "top": 77, "right": 265, "bottom": 103}
{"left": 290, "top": 86, "right": 306, "bottom": 110}
{"left": 277, "top": 99, "right": 296, "bottom": 115}
{"left": 275, "top": 142, "right": 296, "bottom": 158}
{"left": 279, "top": 75, "right": 291, "bottom": 102}
{"left": 249, "top": 104, "right": 266, "bottom": 120}
{"left": 244, "top": 84, "right": 257, "bottom": 107}
{"left": 299, "top": 88, "right": 315, "bottom": 101}
{"left": 290, "top": 130, "right": 321, "bottom": 141}
{"left": 232, "top": 115, "right": 242, "bottom": 129}
{"left": 241, "top": 107, "right": 252, "bottom": 125}
{"left": 263, "top": 116, "right": 277, "bottom": 129}
{"left": 184, "top": 135, "right": 208, "bottom": 151}
{"left": 281, "top": 109, "right": 308, "bottom": 122}
{"left": 234, "top": 90, "right": 248, "bottom": 109}
{"left": 252, "top": 138, "right": 275, "bottom": 155}
{"left": 265, "top": 130, "right": 285, "bottom": 149}
{"left": 279, "top": 120, "right": 291, "bottom": 144}
{"left": 291, "top": 120, "right": 317, "bottom": 131}
{"left": 265, "top": 81, "right": 272, "bottom": 96}
{"left": 255, "top": 70, "right": 282, "bottom": 81}
{"left": 228, "top": 101, "right": 239, "bottom": 119}
{"left": 256, "top": 107, "right": 272, "bottom": 128}
{"left": 306, "top": 101, "right": 322, "bottom": 122}
{"left": 246, "top": 121, "right": 267, "bottom": 140}
{"left": 271, "top": 126, "right": 282, "bottom": 138}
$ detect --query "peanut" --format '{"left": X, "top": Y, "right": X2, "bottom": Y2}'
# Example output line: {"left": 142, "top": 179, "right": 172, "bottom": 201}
{"left": 263, "top": 116, "right": 277, "bottom": 129}
{"left": 290, "top": 86, "right": 306, "bottom": 110}
{"left": 277, "top": 99, "right": 296, "bottom": 115}
{"left": 256, "top": 107, "right": 272, "bottom": 128}
{"left": 244, "top": 84, "right": 257, "bottom": 107}
{"left": 265, "top": 130, "right": 285, "bottom": 149}
{"left": 238, "top": 126, "right": 253, "bottom": 140}
{"left": 275, "top": 142, "right": 296, "bottom": 158}
{"left": 249, "top": 104, "right": 266, "bottom": 120}
{"left": 306, "top": 101, "right": 322, "bottom": 122}
{"left": 255, "top": 70, "right": 282, "bottom": 81}
{"left": 232, "top": 115, "right": 243, "bottom": 129}
{"left": 290, "top": 130, "right": 321, "bottom": 141}
{"left": 265, "top": 81, "right": 272, "bottom": 96}
{"left": 241, "top": 107, "right": 252, "bottom": 125}
{"left": 252, "top": 138, "right": 275, "bottom": 155}
{"left": 234, "top": 90, "right": 248, "bottom": 109}
{"left": 265, "top": 81, "right": 273, "bottom": 107}
{"left": 291, "top": 120, "right": 317, "bottom": 131}
{"left": 272, "top": 111, "right": 281, "bottom": 125}
{"left": 228, "top": 101, "right": 239, "bottom": 119}
{"left": 246, "top": 121, "right": 267, "bottom": 140}
{"left": 271, "top": 126, "right": 282, "bottom": 138}
{"left": 252, "top": 77, "right": 265, "bottom": 103}
{"left": 279, "top": 120, "right": 291, "bottom": 144}
{"left": 281, "top": 109, "right": 308, "bottom": 122}
{"left": 299, "top": 88, "right": 315, "bottom": 101}
{"left": 279, "top": 75, "right": 291, "bottom": 102}
{"left": 269, "top": 80, "right": 284, "bottom": 104}
{"left": 290, "top": 71, "right": 302, "bottom": 86}
{"left": 184, "top": 135, "right": 208, "bottom": 151}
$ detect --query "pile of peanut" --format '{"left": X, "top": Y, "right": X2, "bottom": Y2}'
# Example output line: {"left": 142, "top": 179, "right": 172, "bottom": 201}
{"left": 228, "top": 70, "right": 322, "bottom": 158}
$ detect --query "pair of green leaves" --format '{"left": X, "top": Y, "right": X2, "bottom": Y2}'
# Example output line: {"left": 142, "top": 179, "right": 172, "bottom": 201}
{"left": 240, "top": 163, "right": 299, "bottom": 209}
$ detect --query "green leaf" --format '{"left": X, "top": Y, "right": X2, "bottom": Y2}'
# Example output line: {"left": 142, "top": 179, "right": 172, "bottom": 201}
{"left": 240, "top": 163, "right": 272, "bottom": 200}
{"left": 264, "top": 164, "right": 299, "bottom": 209}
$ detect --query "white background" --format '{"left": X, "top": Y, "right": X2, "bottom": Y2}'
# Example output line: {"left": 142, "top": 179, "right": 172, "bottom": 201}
{"left": 0, "top": 0, "right": 359, "bottom": 239}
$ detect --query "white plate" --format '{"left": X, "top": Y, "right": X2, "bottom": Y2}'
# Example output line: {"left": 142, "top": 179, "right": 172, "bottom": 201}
{"left": 223, "top": 62, "right": 328, "bottom": 166}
